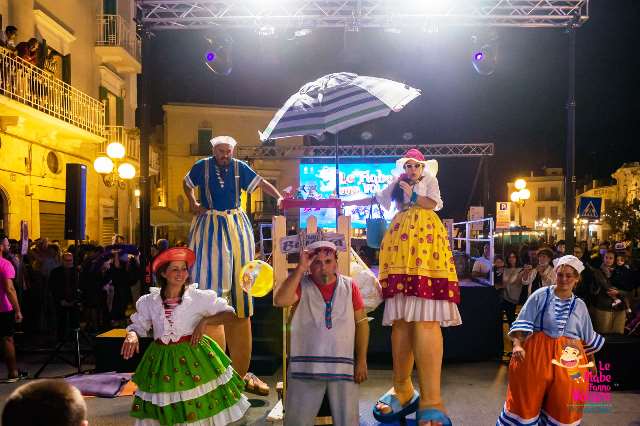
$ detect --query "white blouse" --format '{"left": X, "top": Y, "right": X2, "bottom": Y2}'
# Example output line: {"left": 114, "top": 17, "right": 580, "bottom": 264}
{"left": 375, "top": 172, "right": 443, "bottom": 212}
{"left": 126, "top": 284, "right": 234, "bottom": 344}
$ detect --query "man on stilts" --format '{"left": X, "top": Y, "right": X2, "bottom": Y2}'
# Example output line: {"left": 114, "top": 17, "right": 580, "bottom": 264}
{"left": 183, "top": 135, "right": 283, "bottom": 395}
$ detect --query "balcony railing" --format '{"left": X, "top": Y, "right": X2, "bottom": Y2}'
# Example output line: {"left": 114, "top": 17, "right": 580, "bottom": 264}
{"left": 101, "top": 126, "right": 140, "bottom": 161}
{"left": 96, "top": 14, "right": 141, "bottom": 63}
{"left": 0, "top": 48, "right": 105, "bottom": 136}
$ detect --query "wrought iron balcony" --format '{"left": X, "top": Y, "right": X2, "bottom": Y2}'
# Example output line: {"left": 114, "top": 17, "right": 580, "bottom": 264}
{"left": 0, "top": 48, "right": 105, "bottom": 136}
{"left": 96, "top": 14, "right": 142, "bottom": 73}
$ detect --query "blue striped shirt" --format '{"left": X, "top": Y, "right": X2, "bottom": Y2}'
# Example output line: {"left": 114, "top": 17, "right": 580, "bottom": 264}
{"left": 553, "top": 294, "right": 573, "bottom": 335}
{"left": 509, "top": 286, "right": 604, "bottom": 355}
{"left": 184, "top": 158, "right": 261, "bottom": 211}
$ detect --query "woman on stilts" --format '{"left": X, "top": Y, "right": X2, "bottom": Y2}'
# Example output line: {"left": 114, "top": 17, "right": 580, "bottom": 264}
{"left": 121, "top": 247, "right": 250, "bottom": 425}
{"left": 344, "top": 148, "right": 460, "bottom": 425}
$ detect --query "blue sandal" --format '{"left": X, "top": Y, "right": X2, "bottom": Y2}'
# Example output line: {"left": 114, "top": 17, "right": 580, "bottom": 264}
{"left": 372, "top": 389, "right": 420, "bottom": 423}
{"left": 416, "top": 408, "right": 452, "bottom": 426}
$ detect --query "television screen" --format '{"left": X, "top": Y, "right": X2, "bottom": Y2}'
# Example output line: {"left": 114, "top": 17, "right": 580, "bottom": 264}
{"left": 299, "top": 163, "right": 398, "bottom": 228}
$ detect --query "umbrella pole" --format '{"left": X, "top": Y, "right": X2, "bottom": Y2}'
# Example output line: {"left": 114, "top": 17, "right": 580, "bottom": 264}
{"left": 335, "top": 132, "right": 340, "bottom": 205}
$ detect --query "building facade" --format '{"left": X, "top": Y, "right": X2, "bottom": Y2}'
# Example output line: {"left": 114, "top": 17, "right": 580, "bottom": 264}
{"left": 574, "top": 162, "right": 640, "bottom": 242}
{"left": 0, "top": 0, "right": 156, "bottom": 244}
{"left": 506, "top": 168, "right": 565, "bottom": 237}
{"left": 160, "top": 103, "right": 302, "bottom": 242}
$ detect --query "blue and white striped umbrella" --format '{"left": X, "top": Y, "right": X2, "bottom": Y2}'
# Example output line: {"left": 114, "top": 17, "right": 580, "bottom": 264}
{"left": 259, "top": 72, "right": 421, "bottom": 141}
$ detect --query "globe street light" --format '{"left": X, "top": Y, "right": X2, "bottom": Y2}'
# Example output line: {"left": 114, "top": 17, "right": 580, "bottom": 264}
{"left": 510, "top": 178, "right": 530, "bottom": 227}
{"left": 94, "top": 140, "right": 137, "bottom": 234}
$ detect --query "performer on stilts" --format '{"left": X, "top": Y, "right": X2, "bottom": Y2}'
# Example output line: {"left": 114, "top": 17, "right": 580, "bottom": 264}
{"left": 497, "top": 255, "right": 604, "bottom": 426}
{"left": 183, "top": 136, "right": 284, "bottom": 395}
{"left": 121, "top": 247, "right": 250, "bottom": 425}
{"left": 343, "top": 148, "right": 460, "bottom": 425}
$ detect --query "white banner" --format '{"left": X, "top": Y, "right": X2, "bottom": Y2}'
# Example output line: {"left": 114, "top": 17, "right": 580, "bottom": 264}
{"left": 279, "top": 232, "right": 347, "bottom": 254}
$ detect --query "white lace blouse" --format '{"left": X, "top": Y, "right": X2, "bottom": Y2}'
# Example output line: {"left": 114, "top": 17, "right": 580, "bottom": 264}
{"left": 126, "top": 284, "right": 234, "bottom": 344}
{"left": 375, "top": 171, "right": 444, "bottom": 212}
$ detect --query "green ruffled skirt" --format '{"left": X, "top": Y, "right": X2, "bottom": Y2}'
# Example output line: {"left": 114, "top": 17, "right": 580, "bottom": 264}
{"left": 130, "top": 335, "right": 249, "bottom": 425}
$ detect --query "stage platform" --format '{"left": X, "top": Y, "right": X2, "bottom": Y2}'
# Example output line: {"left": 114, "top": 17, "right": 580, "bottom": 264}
{"left": 1, "top": 358, "right": 638, "bottom": 425}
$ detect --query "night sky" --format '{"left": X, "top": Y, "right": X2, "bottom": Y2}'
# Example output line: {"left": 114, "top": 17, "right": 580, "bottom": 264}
{"left": 143, "top": 1, "right": 639, "bottom": 220}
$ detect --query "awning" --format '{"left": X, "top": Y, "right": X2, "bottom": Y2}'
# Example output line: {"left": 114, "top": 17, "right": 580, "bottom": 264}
{"left": 150, "top": 208, "right": 192, "bottom": 227}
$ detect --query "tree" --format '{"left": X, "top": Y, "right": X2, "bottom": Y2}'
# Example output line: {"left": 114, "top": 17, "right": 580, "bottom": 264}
{"left": 603, "top": 199, "right": 640, "bottom": 242}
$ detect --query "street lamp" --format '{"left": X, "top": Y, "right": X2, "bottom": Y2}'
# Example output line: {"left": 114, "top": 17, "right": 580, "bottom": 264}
{"left": 510, "top": 179, "right": 530, "bottom": 227}
{"left": 94, "top": 142, "right": 136, "bottom": 189}
{"left": 94, "top": 141, "right": 137, "bottom": 234}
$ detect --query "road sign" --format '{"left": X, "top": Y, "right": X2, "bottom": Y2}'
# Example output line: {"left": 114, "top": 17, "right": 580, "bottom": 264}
{"left": 579, "top": 197, "right": 602, "bottom": 219}
{"left": 496, "top": 202, "right": 511, "bottom": 229}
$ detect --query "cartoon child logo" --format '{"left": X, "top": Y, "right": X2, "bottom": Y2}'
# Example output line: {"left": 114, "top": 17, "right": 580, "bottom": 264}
{"left": 551, "top": 344, "right": 594, "bottom": 383}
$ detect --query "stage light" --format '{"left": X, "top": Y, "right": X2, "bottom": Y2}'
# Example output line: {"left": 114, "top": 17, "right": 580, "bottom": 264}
{"left": 257, "top": 25, "right": 275, "bottom": 37}
{"left": 293, "top": 28, "right": 312, "bottom": 38}
{"left": 360, "top": 131, "right": 373, "bottom": 141}
{"left": 202, "top": 34, "right": 233, "bottom": 76}
{"left": 402, "top": 132, "right": 414, "bottom": 141}
{"left": 471, "top": 34, "right": 498, "bottom": 76}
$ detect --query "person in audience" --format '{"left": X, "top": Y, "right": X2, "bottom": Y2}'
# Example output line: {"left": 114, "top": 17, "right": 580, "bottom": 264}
{"left": 0, "top": 26, "right": 18, "bottom": 50}
{"left": 2, "top": 379, "right": 88, "bottom": 426}
{"left": 499, "top": 251, "right": 525, "bottom": 327}
{"left": 15, "top": 37, "right": 38, "bottom": 65}
{"left": 522, "top": 248, "right": 555, "bottom": 298}
{"left": 0, "top": 236, "right": 25, "bottom": 382}
{"left": 497, "top": 255, "right": 603, "bottom": 426}
{"left": 472, "top": 244, "right": 492, "bottom": 282}
{"left": 591, "top": 250, "right": 628, "bottom": 334}
{"left": 573, "top": 245, "right": 588, "bottom": 264}
{"left": 121, "top": 247, "right": 249, "bottom": 424}
{"left": 554, "top": 240, "right": 566, "bottom": 258}
{"left": 48, "top": 252, "right": 81, "bottom": 341}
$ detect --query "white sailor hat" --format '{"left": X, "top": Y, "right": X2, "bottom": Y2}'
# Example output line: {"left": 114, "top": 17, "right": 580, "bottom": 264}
{"left": 210, "top": 136, "right": 237, "bottom": 149}
{"left": 553, "top": 255, "right": 585, "bottom": 274}
{"left": 306, "top": 241, "right": 337, "bottom": 253}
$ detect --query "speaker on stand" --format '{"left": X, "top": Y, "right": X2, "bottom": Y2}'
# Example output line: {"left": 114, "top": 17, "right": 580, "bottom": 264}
{"left": 64, "top": 163, "right": 87, "bottom": 241}
{"left": 35, "top": 163, "right": 91, "bottom": 378}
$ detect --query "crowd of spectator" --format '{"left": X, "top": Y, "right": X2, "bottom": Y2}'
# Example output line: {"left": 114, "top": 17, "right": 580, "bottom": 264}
{"left": 488, "top": 239, "right": 640, "bottom": 340}
{"left": 0, "top": 235, "right": 178, "bottom": 340}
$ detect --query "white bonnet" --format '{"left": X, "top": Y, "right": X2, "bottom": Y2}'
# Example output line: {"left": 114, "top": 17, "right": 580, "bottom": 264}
{"left": 553, "top": 255, "right": 584, "bottom": 274}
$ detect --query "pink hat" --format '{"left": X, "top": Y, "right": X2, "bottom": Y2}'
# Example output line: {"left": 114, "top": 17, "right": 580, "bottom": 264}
{"left": 402, "top": 148, "right": 425, "bottom": 162}
{"left": 395, "top": 148, "right": 439, "bottom": 177}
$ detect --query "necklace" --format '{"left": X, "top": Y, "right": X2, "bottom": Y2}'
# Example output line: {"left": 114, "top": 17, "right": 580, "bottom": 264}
{"left": 215, "top": 163, "right": 227, "bottom": 189}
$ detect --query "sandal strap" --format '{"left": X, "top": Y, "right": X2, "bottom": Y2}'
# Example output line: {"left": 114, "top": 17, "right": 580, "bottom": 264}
{"left": 416, "top": 408, "right": 452, "bottom": 426}
{"left": 377, "top": 389, "right": 419, "bottom": 414}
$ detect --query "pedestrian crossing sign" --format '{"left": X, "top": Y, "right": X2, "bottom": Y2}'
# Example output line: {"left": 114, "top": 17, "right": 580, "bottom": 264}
{"left": 579, "top": 197, "right": 602, "bottom": 219}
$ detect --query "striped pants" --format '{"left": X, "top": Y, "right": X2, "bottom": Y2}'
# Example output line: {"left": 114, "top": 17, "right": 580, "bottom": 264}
{"left": 188, "top": 208, "right": 255, "bottom": 318}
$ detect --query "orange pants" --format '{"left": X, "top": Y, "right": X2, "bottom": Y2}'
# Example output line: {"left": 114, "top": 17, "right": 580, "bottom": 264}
{"left": 498, "top": 332, "right": 589, "bottom": 425}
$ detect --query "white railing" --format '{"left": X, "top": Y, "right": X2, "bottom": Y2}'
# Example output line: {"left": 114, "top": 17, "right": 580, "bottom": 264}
{"left": 101, "top": 126, "right": 140, "bottom": 161}
{"left": 96, "top": 14, "right": 141, "bottom": 63}
{"left": 453, "top": 217, "right": 495, "bottom": 286}
{"left": 0, "top": 48, "right": 105, "bottom": 136}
